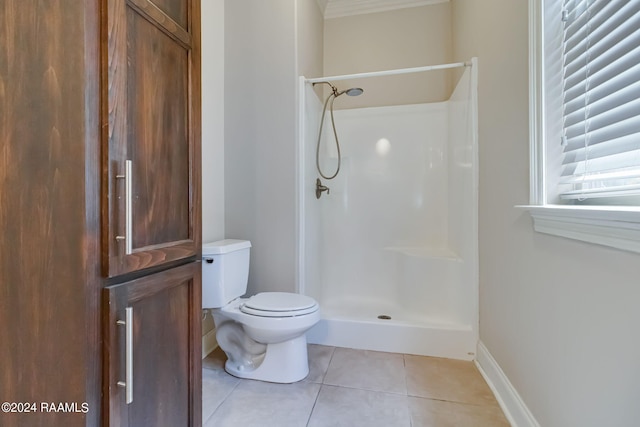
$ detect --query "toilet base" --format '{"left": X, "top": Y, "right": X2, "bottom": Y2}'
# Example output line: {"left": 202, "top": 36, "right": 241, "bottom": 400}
{"left": 224, "top": 335, "right": 309, "bottom": 383}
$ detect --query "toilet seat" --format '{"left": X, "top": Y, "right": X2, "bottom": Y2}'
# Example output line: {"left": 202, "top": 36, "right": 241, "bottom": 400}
{"left": 240, "top": 292, "right": 319, "bottom": 317}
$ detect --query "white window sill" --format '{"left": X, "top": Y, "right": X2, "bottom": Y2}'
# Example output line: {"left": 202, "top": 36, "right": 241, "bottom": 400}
{"left": 517, "top": 205, "right": 640, "bottom": 254}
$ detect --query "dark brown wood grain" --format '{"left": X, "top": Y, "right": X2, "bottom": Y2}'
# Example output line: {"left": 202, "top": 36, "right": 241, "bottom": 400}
{"left": 158, "top": 0, "right": 188, "bottom": 29}
{"left": 128, "top": 0, "right": 191, "bottom": 46}
{"left": 102, "top": 0, "right": 201, "bottom": 278}
{"left": 103, "top": 262, "right": 202, "bottom": 427}
{"left": 101, "top": 0, "right": 202, "bottom": 425}
{"left": 0, "top": 1, "right": 102, "bottom": 426}
{"left": 1, "top": 0, "right": 201, "bottom": 425}
{"left": 127, "top": 8, "right": 190, "bottom": 248}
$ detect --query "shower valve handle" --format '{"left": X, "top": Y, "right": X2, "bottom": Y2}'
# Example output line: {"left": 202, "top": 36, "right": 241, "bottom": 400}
{"left": 316, "top": 178, "right": 330, "bottom": 199}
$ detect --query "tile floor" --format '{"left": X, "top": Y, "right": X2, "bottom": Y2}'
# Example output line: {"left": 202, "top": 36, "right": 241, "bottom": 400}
{"left": 202, "top": 345, "right": 510, "bottom": 427}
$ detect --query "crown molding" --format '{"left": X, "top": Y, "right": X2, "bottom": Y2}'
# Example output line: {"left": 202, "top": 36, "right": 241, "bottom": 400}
{"left": 322, "top": 0, "right": 449, "bottom": 19}
{"left": 316, "top": 0, "right": 330, "bottom": 15}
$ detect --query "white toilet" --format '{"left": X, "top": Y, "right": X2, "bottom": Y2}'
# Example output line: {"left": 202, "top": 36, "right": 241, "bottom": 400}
{"left": 202, "top": 239, "right": 320, "bottom": 383}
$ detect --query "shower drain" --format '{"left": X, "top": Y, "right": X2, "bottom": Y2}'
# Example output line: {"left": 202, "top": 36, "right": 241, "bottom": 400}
{"left": 377, "top": 314, "right": 392, "bottom": 320}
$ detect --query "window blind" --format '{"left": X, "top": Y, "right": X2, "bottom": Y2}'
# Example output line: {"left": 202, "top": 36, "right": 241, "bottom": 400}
{"left": 559, "top": 0, "right": 640, "bottom": 201}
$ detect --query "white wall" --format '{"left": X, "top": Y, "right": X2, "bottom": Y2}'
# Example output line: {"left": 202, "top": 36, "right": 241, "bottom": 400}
{"left": 297, "top": 0, "right": 325, "bottom": 80}
{"left": 201, "top": 0, "right": 225, "bottom": 339}
{"left": 324, "top": 3, "right": 453, "bottom": 108}
{"left": 298, "top": 0, "right": 325, "bottom": 299}
{"left": 202, "top": 0, "right": 225, "bottom": 243}
{"left": 224, "top": 0, "right": 323, "bottom": 295}
{"left": 225, "top": 0, "right": 296, "bottom": 295}
{"left": 447, "top": 64, "right": 478, "bottom": 334}
{"left": 451, "top": 1, "right": 640, "bottom": 426}
{"left": 315, "top": 103, "right": 451, "bottom": 312}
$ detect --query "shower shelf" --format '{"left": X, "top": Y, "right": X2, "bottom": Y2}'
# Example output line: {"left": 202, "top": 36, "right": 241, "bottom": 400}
{"left": 383, "top": 246, "right": 461, "bottom": 261}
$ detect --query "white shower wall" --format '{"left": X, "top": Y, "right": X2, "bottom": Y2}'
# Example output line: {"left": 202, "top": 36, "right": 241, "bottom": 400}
{"left": 299, "top": 64, "right": 477, "bottom": 359}
{"left": 317, "top": 103, "right": 453, "bottom": 315}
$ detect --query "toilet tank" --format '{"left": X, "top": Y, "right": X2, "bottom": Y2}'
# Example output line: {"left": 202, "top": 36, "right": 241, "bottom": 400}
{"left": 202, "top": 239, "right": 251, "bottom": 308}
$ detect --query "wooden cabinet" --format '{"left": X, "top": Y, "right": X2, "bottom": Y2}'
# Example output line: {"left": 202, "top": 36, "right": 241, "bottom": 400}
{"left": 101, "top": 0, "right": 202, "bottom": 426}
{"left": 0, "top": 0, "right": 201, "bottom": 426}
{"left": 0, "top": 1, "right": 103, "bottom": 426}
{"left": 102, "top": 0, "right": 201, "bottom": 278}
{"left": 103, "top": 263, "right": 202, "bottom": 427}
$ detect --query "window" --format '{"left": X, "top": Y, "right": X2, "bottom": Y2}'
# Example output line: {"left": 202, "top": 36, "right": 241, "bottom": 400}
{"left": 525, "top": 0, "right": 640, "bottom": 253}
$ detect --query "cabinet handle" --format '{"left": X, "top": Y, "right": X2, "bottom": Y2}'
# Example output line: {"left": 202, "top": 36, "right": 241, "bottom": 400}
{"left": 116, "top": 307, "right": 134, "bottom": 404}
{"left": 115, "top": 160, "right": 133, "bottom": 255}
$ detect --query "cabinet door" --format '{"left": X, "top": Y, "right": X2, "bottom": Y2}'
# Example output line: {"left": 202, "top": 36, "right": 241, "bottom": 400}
{"left": 103, "top": 262, "right": 202, "bottom": 427}
{"left": 102, "top": 0, "right": 201, "bottom": 277}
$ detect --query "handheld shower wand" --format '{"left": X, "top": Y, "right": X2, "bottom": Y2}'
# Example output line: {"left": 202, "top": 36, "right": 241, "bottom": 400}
{"left": 312, "top": 81, "right": 364, "bottom": 194}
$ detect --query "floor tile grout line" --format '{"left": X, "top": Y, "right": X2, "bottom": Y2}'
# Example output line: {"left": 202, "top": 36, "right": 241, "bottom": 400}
{"left": 319, "top": 346, "right": 336, "bottom": 384}
{"left": 305, "top": 345, "right": 335, "bottom": 426}
{"left": 321, "top": 346, "right": 408, "bottom": 391}
{"left": 309, "top": 383, "right": 414, "bottom": 427}
{"left": 205, "top": 377, "right": 242, "bottom": 423}
{"left": 402, "top": 353, "right": 409, "bottom": 396}
{"left": 319, "top": 382, "right": 411, "bottom": 397}
{"left": 407, "top": 394, "right": 505, "bottom": 408}
{"left": 305, "top": 383, "right": 324, "bottom": 427}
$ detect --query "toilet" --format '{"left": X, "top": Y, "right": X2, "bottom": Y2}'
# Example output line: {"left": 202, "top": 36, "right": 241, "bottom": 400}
{"left": 202, "top": 239, "right": 320, "bottom": 383}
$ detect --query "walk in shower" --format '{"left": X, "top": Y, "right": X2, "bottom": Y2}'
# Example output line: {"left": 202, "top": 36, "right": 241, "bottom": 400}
{"left": 297, "top": 59, "right": 478, "bottom": 360}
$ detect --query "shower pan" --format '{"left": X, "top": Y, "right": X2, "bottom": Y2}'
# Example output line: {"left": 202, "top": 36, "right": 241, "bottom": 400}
{"left": 297, "top": 59, "right": 478, "bottom": 360}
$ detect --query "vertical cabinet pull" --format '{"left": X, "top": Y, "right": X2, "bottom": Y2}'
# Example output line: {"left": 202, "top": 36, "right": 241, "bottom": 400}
{"left": 115, "top": 160, "right": 133, "bottom": 255}
{"left": 116, "top": 307, "right": 134, "bottom": 404}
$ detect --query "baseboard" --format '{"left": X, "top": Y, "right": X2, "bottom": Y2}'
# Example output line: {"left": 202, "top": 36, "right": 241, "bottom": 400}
{"left": 202, "top": 328, "right": 218, "bottom": 359}
{"left": 475, "top": 341, "right": 540, "bottom": 427}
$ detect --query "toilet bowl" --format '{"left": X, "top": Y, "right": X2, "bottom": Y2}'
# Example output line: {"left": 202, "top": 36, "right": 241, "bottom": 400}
{"left": 202, "top": 240, "right": 320, "bottom": 383}
{"left": 213, "top": 293, "right": 320, "bottom": 383}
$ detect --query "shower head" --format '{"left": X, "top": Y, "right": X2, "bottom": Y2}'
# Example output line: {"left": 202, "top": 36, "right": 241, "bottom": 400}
{"left": 341, "top": 87, "right": 364, "bottom": 97}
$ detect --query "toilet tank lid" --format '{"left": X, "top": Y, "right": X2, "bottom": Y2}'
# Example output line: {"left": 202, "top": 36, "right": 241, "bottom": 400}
{"left": 202, "top": 239, "right": 251, "bottom": 255}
